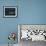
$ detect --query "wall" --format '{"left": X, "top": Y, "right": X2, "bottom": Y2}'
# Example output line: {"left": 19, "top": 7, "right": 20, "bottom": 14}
{"left": 0, "top": 0, "right": 18, "bottom": 44}
{"left": 18, "top": 0, "right": 46, "bottom": 24}
{"left": 0, "top": 0, "right": 46, "bottom": 45}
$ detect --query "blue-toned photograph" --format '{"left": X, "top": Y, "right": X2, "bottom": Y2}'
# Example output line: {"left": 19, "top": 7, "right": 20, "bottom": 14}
{"left": 0, "top": 0, "right": 46, "bottom": 46}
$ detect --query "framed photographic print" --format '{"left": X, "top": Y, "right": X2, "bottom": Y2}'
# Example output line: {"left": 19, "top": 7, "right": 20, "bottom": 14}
{"left": 18, "top": 24, "right": 46, "bottom": 42}
{"left": 3, "top": 6, "right": 17, "bottom": 18}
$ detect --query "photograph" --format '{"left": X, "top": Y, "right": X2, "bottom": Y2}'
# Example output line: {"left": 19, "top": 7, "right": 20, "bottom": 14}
{"left": 3, "top": 6, "right": 17, "bottom": 18}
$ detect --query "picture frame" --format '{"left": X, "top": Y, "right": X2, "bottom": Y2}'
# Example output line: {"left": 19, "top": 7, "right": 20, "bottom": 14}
{"left": 3, "top": 6, "right": 17, "bottom": 18}
{"left": 18, "top": 24, "right": 46, "bottom": 42}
